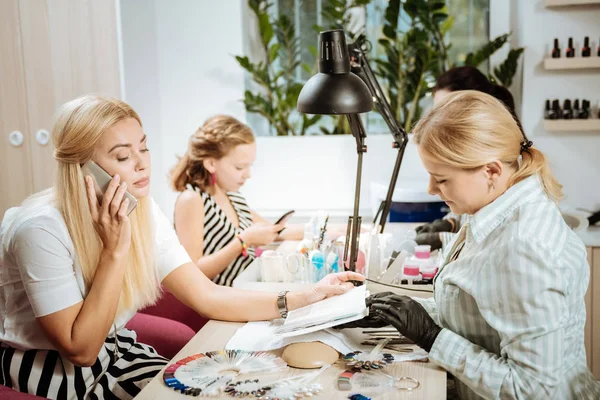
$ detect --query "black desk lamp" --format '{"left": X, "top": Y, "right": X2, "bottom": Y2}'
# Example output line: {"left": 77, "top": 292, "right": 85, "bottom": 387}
{"left": 298, "top": 29, "right": 409, "bottom": 272}
{"left": 297, "top": 30, "right": 373, "bottom": 273}
{"left": 347, "top": 39, "right": 409, "bottom": 234}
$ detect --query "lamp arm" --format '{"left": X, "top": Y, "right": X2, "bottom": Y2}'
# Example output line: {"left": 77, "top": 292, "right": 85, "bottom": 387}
{"left": 348, "top": 41, "right": 409, "bottom": 233}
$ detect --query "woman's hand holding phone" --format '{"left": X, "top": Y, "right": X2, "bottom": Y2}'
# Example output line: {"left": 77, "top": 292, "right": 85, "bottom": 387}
{"left": 85, "top": 173, "right": 132, "bottom": 259}
{"left": 239, "top": 223, "right": 284, "bottom": 247}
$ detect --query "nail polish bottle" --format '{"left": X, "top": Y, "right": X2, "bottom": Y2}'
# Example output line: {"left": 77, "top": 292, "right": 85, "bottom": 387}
{"left": 598, "top": 37, "right": 600, "bottom": 56}
{"left": 551, "top": 38, "right": 561, "bottom": 58}
{"left": 566, "top": 37, "right": 575, "bottom": 58}
{"left": 551, "top": 99, "right": 562, "bottom": 119}
{"left": 573, "top": 99, "right": 580, "bottom": 118}
{"left": 544, "top": 99, "right": 552, "bottom": 119}
{"left": 563, "top": 99, "right": 573, "bottom": 120}
{"left": 579, "top": 100, "right": 590, "bottom": 119}
{"left": 582, "top": 37, "right": 591, "bottom": 57}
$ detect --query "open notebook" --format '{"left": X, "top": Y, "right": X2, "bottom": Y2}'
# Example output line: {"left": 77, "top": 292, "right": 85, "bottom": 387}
{"left": 274, "top": 285, "right": 369, "bottom": 338}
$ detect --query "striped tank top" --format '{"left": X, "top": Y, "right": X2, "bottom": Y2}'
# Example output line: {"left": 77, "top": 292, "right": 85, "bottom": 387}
{"left": 190, "top": 186, "right": 255, "bottom": 286}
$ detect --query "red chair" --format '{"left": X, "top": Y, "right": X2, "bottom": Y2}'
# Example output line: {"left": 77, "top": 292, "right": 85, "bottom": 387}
{"left": 125, "top": 313, "right": 195, "bottom": 359}
{"left": 138, "top": 288, "right": 208, "bottom": 333}
{"left": 0, "top": 386, "right": 48, "bottom": 399}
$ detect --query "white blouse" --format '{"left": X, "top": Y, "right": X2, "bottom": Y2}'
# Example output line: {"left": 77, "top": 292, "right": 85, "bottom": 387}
{"left": 0, "top": 191, "right": 191, "bottom": 350}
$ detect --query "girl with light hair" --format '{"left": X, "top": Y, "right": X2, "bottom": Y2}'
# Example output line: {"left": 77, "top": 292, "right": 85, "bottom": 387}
{"left": 343, "top": 91, "right": 599, "bottom": 399}
{"left": 0, "top": 95, "right": 362, "bottom": 399}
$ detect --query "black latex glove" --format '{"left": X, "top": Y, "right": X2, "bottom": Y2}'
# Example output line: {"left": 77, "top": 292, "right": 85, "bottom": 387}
{"left": 415, "top": 218, "right": 453, "bottom": 234}
{"left": 334, "top": 292, "right": 397, "bottom": 329}
{"left": 370, "top": 294, "right": 442, "bottom": 352}
{"left": 415, "top": 232, "right": 443, "bottom": 251}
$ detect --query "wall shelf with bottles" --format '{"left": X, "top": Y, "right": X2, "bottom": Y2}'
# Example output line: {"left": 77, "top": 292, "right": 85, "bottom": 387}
{"left": 544, "top": 57, "right": 600, "bottom": 70}
{"left": 545, "top": 0, "right": 600, "bottom": 6}
{"left": 544, "top": 119, "right": 600, "bottom": 132}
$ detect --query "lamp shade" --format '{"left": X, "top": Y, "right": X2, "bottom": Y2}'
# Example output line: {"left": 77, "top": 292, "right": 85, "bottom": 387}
{"left": 297, "top": 30, "right": 373, "bottom": 115}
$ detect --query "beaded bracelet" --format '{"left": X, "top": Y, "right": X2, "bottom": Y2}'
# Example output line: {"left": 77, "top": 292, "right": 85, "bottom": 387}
{"left": 237, "top": 234, "right": 248, "bottom": 257}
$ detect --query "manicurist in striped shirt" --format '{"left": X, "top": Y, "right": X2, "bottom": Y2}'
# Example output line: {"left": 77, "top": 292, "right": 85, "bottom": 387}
{"left": 348, "top": 91, "right": 599, "bottom": 399}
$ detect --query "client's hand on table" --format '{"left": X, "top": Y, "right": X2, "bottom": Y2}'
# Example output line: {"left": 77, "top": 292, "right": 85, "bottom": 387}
{"left": 300, "top": 271, "right": 365, "bottom": 306}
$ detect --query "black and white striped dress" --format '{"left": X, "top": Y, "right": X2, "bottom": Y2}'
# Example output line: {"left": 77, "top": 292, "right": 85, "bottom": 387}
{"left": 0, "top": 329, "right": 168, "bottom": 399}
{"left": 191, "top": 187, "right": 255, "bottom": 287}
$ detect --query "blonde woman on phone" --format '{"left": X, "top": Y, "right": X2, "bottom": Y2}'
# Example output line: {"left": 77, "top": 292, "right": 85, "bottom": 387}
{"left": 0, "top": 95, "right": 363, "bottom": 399}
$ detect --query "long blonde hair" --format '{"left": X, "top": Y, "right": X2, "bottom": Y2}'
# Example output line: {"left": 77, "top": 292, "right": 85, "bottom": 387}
{"left": 412, "top": 90, "right": 562, "bottom": 202}
{"left": 170, "top": 115, "right": 255, "bottom": 192}
{"left": 52, "top": 95, "right": 160, "bottom": 317}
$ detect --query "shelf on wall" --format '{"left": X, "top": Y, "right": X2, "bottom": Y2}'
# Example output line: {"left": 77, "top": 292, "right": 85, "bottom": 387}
{"left": 544, "top": 119, "right": 600, "bottom": 132}
{"left": 544, "top": 57, "right": 600, "bottom": 70}
{"left": 545, "top": 0, "right": 600, "bottom": 6}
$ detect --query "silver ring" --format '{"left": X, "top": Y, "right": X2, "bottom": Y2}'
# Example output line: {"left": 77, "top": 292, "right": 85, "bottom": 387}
{"left": 395, "top": 376, "right": 420, "bottom": 391}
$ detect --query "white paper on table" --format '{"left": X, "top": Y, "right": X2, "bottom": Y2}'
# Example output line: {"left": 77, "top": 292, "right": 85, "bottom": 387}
{"left": 274, "top": 285, "right": 369, "bottom": 338}
{"left": 226, "top": 323, "right": 428, "bottom": 363}
{"left": 225, "top": 321, "right": 359, "bottom": 354}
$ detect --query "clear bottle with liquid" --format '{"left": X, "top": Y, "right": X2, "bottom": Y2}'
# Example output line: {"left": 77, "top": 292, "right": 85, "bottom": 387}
{"left": 412, "top": 244, "right": 438, "bottom": 283}
{"left": 396, "top": 229, "right": 418, "bottom": 254}
{"left": 402, "top": 259, "right": 421, "bottom": 284}
{"left": 310, "top": 250, "right": 327, "bottom": 282}
{"left": 298, "top": 221, "right": 315, "bottom": 255}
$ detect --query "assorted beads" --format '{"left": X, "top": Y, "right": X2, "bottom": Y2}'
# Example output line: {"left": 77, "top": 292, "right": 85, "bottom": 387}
{"left": 223, "top": 380, "right": 323, "bottom": 399}
{"left": 224, "top": 379, "right": 270, "bottom": 397}
{"left": 342, "top": 351, "right": 394, "bottom": 371}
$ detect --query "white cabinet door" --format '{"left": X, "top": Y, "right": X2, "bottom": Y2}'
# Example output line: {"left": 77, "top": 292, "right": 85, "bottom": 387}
{"left": 0, "top": 0, "right": 34, "bottom": 217}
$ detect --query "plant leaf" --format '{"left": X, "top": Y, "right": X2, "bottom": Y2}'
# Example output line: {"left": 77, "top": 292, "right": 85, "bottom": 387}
{"left": 268, "top": 43, "right": 280, "bottom": 63}
{"left": 464, "top": 33, "right": 510, "bottom": 67}
{"left": 492, "top": 47, "right": 524, "bottom": 87}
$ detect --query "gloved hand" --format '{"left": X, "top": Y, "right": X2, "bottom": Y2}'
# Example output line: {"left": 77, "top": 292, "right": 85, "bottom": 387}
{"left": 369, "top": 294, "right": 442, "bottom": 352}
{"left": 334, "top": 292, "right": 397, "bottom": 329}
{"left": 415, "top": 232, "right": 443, "bottom": 251}
{"left": 415, "top": 218, "right": 453, "bottom": 234}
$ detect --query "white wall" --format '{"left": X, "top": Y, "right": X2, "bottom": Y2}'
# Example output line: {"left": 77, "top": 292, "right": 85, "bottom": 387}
{"left": 120, "top": 0, "right": 164, "bottom": 207}
{"left": 120, "top": 0, "right": 600, "bottom": 221}
{"left": 514, "top": 0, "right": 600, "bottom": 212}
{"left": 242, "top": 135, "right": 430, "bottom": 218}
{"left": 120, "top": 0, "right": 246, "bottom": 218}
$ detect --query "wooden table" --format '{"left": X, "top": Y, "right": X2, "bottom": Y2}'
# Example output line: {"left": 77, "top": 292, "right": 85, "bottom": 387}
{"left": 136, "top": 321, "right": 447, "bottom": 400}
{"left": 136, "top": 234, "right": 446, "bottom": 399}
{"left": 136, "top": 321, "right": 446, "bottom": 400}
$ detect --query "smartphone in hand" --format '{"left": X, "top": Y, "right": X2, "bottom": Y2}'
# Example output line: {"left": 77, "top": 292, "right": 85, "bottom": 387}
{"left": 81, "top": 160, "right": 138, "bottom": 215}
{"left": 274, "top": 210, "right": 295, "bottom": 234}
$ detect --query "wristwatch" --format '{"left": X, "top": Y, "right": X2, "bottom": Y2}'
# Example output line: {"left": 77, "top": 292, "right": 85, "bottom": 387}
{"left": 277, "top": 290, "right": 290, "bottom": 319}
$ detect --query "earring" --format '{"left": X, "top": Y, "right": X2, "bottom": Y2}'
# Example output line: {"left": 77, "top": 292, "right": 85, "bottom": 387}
{"left": 489, "top": 181, "right": 496, "bottom": 192}
{"left": 210, "top": 173, "right": 216, "bottom": 186}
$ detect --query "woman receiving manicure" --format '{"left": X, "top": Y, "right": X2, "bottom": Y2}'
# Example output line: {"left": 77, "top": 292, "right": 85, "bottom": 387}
{"left": 0, "top": 95, "right": 364, "bottom": 399}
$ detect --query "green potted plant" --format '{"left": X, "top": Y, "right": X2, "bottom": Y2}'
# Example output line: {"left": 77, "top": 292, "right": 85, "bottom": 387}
{"left": 236, "top": 0, "right": 523, "bottom": 136}
{"left": 375, "top": 0, "right": 524, "bottom": 132}
{"left": 235, "top": 0, "right": 370, "bottom": 136}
